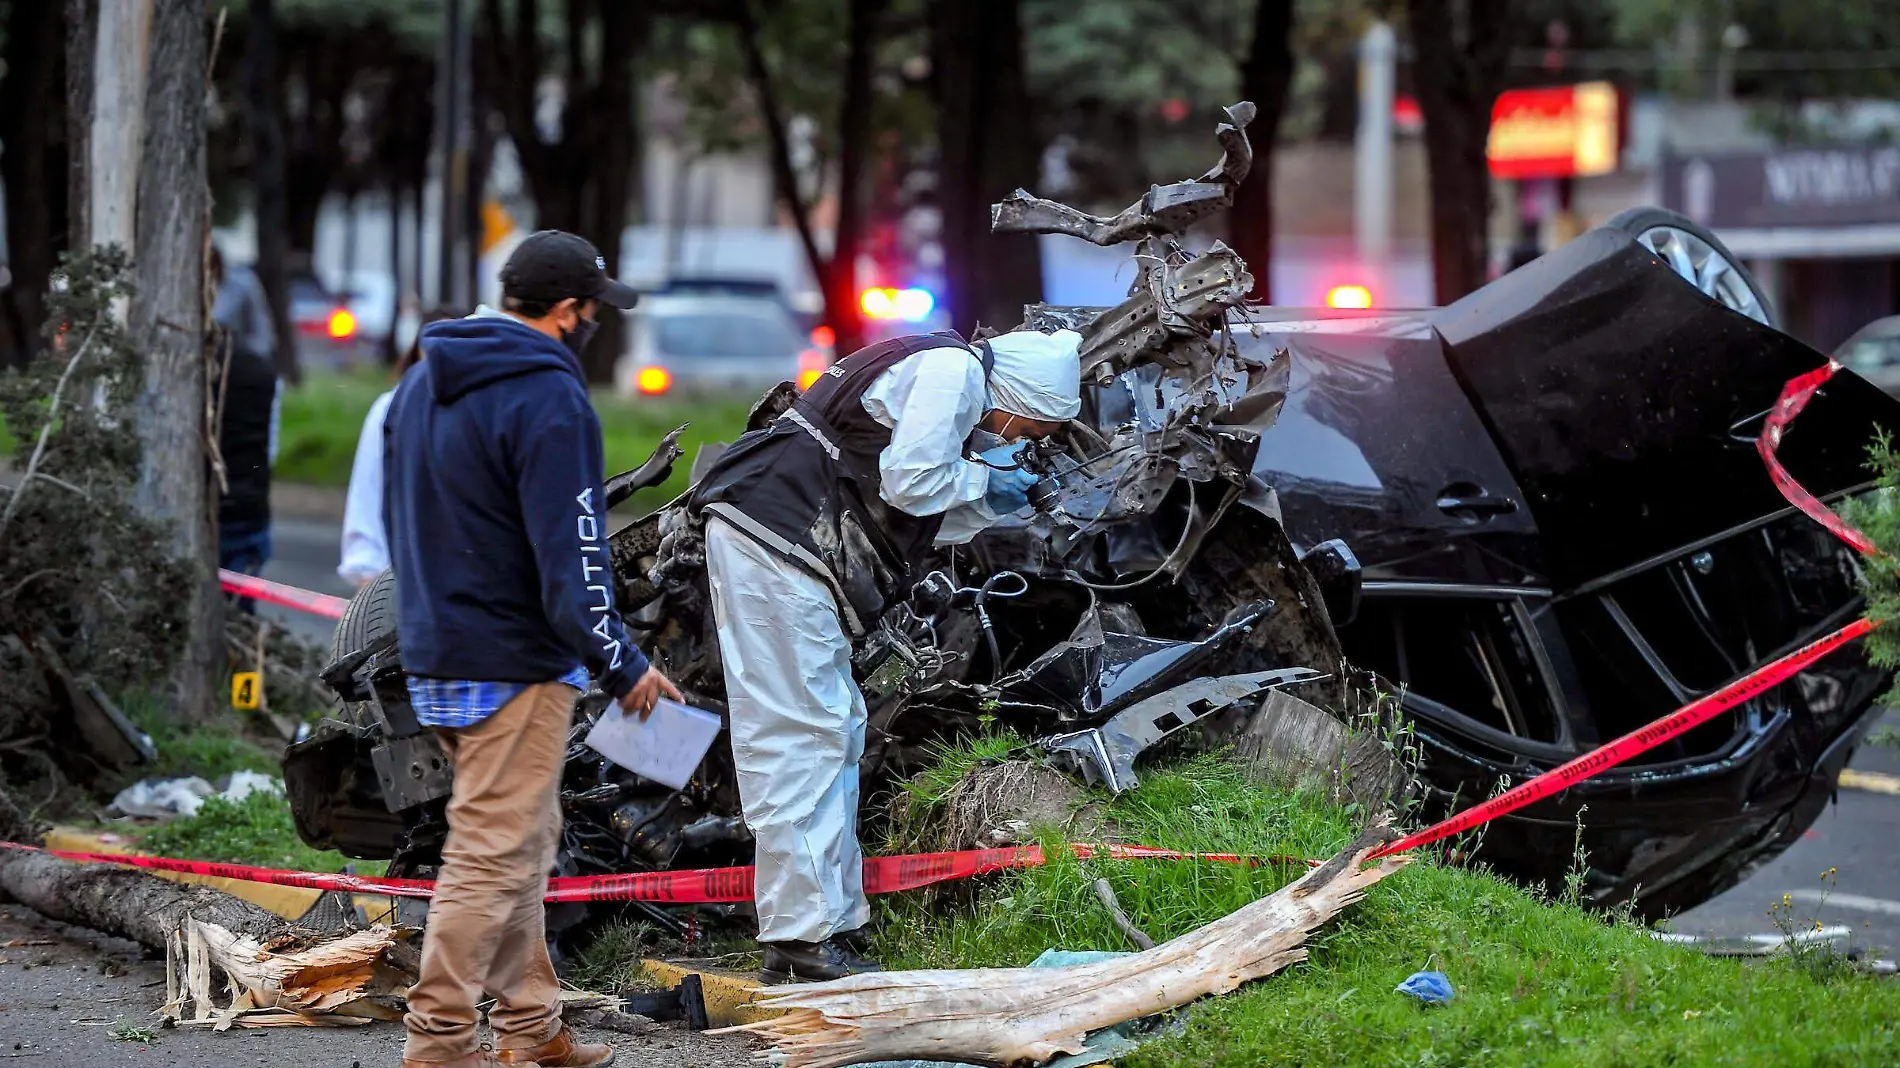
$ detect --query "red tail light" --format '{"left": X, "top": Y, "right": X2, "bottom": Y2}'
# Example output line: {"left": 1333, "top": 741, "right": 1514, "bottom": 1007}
{"left": 797, "top": 348, "right": 827, "bottom": 391}
{"left": 636, "top": 366, "right": 673, "bottom": 396}
{"left": 326, "top": 307, "right": 358, "bottom": 340}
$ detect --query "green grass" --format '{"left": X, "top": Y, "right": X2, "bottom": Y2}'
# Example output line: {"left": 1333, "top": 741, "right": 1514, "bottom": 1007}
{"left": 120, "top": 691, "right": 279, "bottom": 782}
{"left": 877, "top": 751, "right": 1900, "bottom": 1067}
{"left": 279, "top": 369, "right": 755, "bottom": 513}
{"left": 136, "top": 790, "right": 378, "bottom": 875}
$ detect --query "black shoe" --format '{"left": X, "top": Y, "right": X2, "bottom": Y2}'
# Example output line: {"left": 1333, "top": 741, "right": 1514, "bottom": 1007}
{"left": 835, "top": 924, "right": 873, "bottom": 955}
{"left": 758, "top": 935, "right": 884, "bottom": 984}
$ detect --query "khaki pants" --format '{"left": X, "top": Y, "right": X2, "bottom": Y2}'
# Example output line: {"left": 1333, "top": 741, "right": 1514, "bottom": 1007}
{"left": 402, "top": 682, "right": 575, "bottom": 1063}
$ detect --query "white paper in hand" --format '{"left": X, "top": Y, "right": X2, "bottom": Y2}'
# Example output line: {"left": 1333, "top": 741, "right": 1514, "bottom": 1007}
{"left": 584, "top": 697, "right": 723, "bottom": 791}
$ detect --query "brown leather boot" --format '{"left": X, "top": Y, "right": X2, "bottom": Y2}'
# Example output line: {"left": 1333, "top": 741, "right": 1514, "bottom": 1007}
{"left": 494, "top": 1025, "right": 615, "bottom": 1068}
{"left": 400, "top": 1045, "right": 502, "bottom": 1068}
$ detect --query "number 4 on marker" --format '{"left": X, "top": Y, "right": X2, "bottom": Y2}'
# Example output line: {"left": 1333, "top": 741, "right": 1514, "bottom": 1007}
{"left": 231, "top": 671, "right": 262, "bottom": 710}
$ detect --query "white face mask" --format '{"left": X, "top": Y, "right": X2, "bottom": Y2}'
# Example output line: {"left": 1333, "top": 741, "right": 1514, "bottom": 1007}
{"left": 968, "top": 428, "right": 1010, "bottom": 456}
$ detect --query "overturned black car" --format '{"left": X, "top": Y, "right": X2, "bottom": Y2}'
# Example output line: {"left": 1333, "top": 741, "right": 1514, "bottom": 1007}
{"left": 287, "top": 102, "right": 1899, "bottom": 932}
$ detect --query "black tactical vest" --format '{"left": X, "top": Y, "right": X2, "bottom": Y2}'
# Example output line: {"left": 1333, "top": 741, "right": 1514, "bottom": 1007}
{"left": 689, "top": 331, "right": 988, "bottom": 634}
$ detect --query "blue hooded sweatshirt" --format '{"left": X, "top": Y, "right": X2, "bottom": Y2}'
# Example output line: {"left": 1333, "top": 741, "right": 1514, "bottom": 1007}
{"left": 384, "top": 310, "right": 648, "bottom": 700}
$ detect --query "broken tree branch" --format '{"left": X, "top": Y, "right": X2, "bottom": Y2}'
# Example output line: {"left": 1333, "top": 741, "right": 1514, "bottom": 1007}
{"left": 1091, "top": 878, "right": 1155, "bottom": 951}
{"left": 0, "top": 322, "right": 100, "bottom": 542}
{"left": 732, "top": 1, "right": 828, "bottom": 301}
{"left": 722, "top": 824, "right": 1408, "bottom": 1067}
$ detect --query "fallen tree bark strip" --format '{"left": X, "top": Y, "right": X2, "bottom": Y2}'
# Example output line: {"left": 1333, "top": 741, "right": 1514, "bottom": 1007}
{"left": 0, "top": 847, "right": 280, "bottom": 953}
{"left": 719, "top": 825, "right": 1408, "bottom": 1068}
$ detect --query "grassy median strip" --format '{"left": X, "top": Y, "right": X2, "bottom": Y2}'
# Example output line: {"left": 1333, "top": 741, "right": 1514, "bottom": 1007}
{"left": 278, "top": 369, "right": 755, "bottom": 513}
{"left": 876, "top": 749, "right": 1900, "bottom": 1067}
{"left": 136, "top": 791, "right": 378, "bottom": 876}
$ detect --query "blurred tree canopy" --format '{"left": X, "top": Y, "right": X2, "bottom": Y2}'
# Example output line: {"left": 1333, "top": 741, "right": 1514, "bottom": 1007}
{"left": 14, "top": 0, "right": 1900, "bottom": 377}
{"left": 1607, "top": 0, "right": 1900, "bottom": 101}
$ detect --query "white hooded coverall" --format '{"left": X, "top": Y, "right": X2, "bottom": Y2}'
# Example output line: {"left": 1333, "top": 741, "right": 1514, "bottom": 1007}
{"left": 704, "top": 329, "right": 1082, "bottom": 943}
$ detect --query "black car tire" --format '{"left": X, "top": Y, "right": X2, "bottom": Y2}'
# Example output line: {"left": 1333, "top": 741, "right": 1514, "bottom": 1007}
{"left": 330, "top": 568, "right": 399, "bottom": 726}
{"left": 1607, "top": 206, "right": 1775, "bottom": 328}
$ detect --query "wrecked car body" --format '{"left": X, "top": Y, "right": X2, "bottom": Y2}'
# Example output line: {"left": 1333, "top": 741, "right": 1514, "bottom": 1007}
{"left": 287, "top": 101, "right": 1900, "bottom": 931}
{"left": 1239, "top": 226, "right": 1899, "bottom": 916}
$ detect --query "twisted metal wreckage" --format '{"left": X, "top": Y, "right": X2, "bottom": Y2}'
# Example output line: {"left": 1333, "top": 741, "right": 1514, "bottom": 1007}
{"left": 287, "top": 101, "right": 1900, "bottom": 947}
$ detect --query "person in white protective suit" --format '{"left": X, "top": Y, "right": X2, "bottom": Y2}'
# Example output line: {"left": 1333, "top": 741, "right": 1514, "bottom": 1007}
{"left": 687, "top": 327, "right": 1083, "bottom": 982}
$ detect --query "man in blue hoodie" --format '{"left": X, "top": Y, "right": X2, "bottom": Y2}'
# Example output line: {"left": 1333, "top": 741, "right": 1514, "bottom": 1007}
{"left": 387, "top": 231, "right": 678, "bottom": 1068}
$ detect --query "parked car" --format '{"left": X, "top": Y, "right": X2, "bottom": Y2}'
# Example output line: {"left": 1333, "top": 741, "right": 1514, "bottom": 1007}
{"left": 613, "top": 293, "right": 828, "bottom": 399}
{"left": 1835, "top": 315, "right": 1900, "bottom": 397}
{"left": 289, "top": 270, "right": 395, "bottom": 372}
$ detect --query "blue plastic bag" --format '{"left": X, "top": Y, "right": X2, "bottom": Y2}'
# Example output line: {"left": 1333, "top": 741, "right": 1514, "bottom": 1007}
{"left": 1395, "top": 969, "right": 1455, "bottom": 1005}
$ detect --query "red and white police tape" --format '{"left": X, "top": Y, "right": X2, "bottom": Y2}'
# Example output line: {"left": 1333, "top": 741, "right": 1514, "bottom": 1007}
{"left": 64, "top": 359, "right": 1882, "bottom": 886}
{"left": 0, "top": 840, "right": 1299, "bottom": 904}
{"left": 219, "top": 568, "right": 351, "bottom": 620}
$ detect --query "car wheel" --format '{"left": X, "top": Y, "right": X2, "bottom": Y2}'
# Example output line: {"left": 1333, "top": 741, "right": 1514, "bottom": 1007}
{"left": 1608, "top": 206, "right": 1774, "bottom": 327}
{"left": 330, "top": 568, "right": 399, "bottom": 726}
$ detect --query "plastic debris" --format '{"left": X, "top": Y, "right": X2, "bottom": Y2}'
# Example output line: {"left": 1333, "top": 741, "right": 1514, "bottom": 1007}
{"left": 219, "top": 770, "right": 283, "bottom": 804}
{"left": 109, "top": 772, "right": 284, "bottom": 820}
{"left": 1395, "top": 970, "right": 1454, "bottom": 1005}
{"left": 111, "top": 777, "right": 216, "bottom": 819}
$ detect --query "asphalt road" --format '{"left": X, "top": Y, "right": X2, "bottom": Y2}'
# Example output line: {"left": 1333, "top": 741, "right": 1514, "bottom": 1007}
{"left": 0, "top": 906, "right": 752, "bottom": 1068}
{"left": 1670, "top": 707, "right": 1900, "bottom": 961}
{"left": 254, "top": 514, "right": 360, "bottom": 649}
{"left": 260, "top": 512, "right": 1900, "bottom": 957}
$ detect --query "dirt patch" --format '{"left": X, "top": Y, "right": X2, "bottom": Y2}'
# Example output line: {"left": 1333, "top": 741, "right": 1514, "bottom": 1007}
{"left": 900, "top": 760, "right": 1111, "bottom": 851}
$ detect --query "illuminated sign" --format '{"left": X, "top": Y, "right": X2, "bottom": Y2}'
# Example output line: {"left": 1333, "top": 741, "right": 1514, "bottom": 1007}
{"left": 1487, "top": 82, "right": 1620, "bottom": 179}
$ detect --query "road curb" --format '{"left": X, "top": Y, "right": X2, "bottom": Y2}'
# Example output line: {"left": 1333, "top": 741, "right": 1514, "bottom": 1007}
{"left": 42, "top": 827, "right": 393, "bottom": 923}
{"left": 640, "top": 958, "right": 778, "bottom": 1027}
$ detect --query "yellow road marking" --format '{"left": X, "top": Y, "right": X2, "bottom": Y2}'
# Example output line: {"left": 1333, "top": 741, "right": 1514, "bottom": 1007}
{"left": 1839, "top": 768, "right": 1900, "bottom": 796}
{"left": 641, "top": 959, "right": 779, "bottom": 1027}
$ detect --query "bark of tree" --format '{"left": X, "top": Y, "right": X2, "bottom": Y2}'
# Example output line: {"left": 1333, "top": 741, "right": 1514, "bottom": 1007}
{"left": 86, "top": 0, "right": 150, "bottom": 256}
{"left": 0, "top": 0, "right": 72, "bottom": 368}
{"left": 930, "top": 0, "right": 1044, "bottom": 335}
{"left": 132, "top": 0, "right": 220, "bottom": 720}
{"left": 732, "top": 0, "right": 884, "bottom": 357}
{"left": 65, "top": 0, "right": 98, "bottom": 253}
{"left": 245, "top": 0, "right": 299, "bottom": 384}
{"left": 1406, "top": 0, "right": 1511, "bottom": 304}
{"left": 1228, "top": 0, "right": 1294, "bottom": 303}
{"left": 0, "top": 849, "right": 281, "bottom": 953}
{"left": 476, "top": 0, "right": 646, "bottom": 383}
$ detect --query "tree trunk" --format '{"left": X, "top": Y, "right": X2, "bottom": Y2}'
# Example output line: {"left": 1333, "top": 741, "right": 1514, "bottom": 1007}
{"left": 0, "top": 849, "right": 281, "bottom": 953}
{"left": 87, "top": 0, "right": 152, "bottom": 256}
{"left": 246, "top": 0, "right": 300, "bottom": 384}
{"left": 65, "top": 0, "right": 98, "bottom": 250}
{"left": 132, "top": 0, "right": 220, "bottom": 719}
{"left": 1406, "top": 0, "right": 1510, "bottom": 304}
{"left": 824, "top": 0, "right": 885, "bottom": 357}
{"left": 0, "top": 0, "right": 71, "bottom": 367}
{"left": 575, "top": 0, "right": 641, "bottom": 384}
{"left": 735, "top": 3, "right": 834, "bottom": 330}
{"left": 930, "top": 0, "right": 1043, "bottom": 335}
{"left": 1229, "top": 0, "right": 1294, "bottom": 303}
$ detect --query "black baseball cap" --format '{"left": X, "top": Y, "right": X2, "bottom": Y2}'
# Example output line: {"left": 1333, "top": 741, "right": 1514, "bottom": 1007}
{"left": 499, "top": 230, "right": 640, "bottom": 310}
